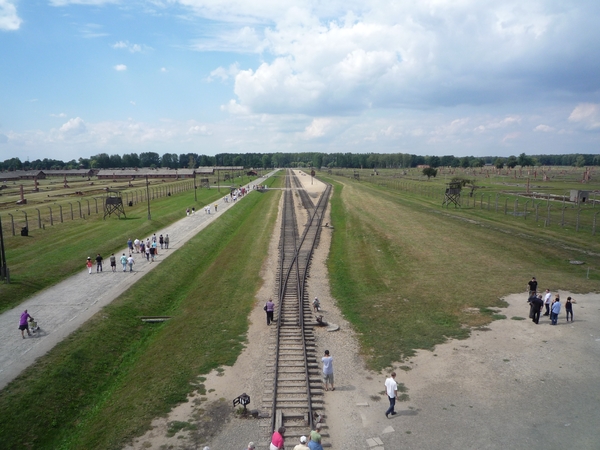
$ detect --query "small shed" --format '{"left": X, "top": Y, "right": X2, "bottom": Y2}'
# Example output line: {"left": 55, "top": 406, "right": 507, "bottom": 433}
{"left": 570, "top": 190, "right": 589, "bottom": 204}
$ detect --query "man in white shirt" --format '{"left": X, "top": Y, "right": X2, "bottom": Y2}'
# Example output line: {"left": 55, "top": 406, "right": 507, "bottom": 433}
{"left": 385, "top": 372, "right": 398, "bottom": 418}
{"left": 543, "top": 289, "right": 552, "bottom": 316}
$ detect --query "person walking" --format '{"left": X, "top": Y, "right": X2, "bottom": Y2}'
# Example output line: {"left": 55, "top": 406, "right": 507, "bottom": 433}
{"left": 134, "top": 238, "right": 140, "bottom": 253}
{"left": 145, "top": 244, "right": 150, "bottom": 261}
{"left": 86, "top": 257, "right": 93, "bottom": 274}
{"left": 322, "top": 350, "right": 334, "bottom": 391}
{"left": 120, "top": 253, "right": 128, "bottom": 272}
{"left": 312, "top": 297, "right": 320, "bottom": 312}
{"left": 127, "top": 254, "right": 135, "bottom": 272}
{"left": 109, "top": 253, "right": 116, "bottom": 272}
{"left": 19, "top": 310, "right": 34, "bottom": 338}
{"left": 543, "top": 289, "right": 552, "bottom": 316}
{"left": 164, "top": 234, "right": 170, "bottom": 249}
{"left": 95, "top": 253, "right": 103, "bottom": 272}
{"left": 385, "top": 372, "right": 399, "bottom": 418}
{"left": 270, "top": 427, "right": 285, "bottom": 450}
{"left": 127, "top": 238, "right": 133, "bottom": 253}
{"left": 149, "top": 244, "right": 155, "bottom": 262}
{"left": 265, "top": 298, "right": 275, "bottom": 325}
{"left": 565, "top": 296, "right": 575, "bottom": 322}
{"left": 214, "top": 203, "right": 218, "bottom": 212}
{"left": 551, "top": 296, "right": 561, "bottom": 325}
{"left": 159, "top": 234, "right": 164, "bottom": 249}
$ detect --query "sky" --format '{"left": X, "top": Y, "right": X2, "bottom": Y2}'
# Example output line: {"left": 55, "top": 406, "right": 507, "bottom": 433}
{"left": 0, "top": 0, "right": 599, "bottom": 162}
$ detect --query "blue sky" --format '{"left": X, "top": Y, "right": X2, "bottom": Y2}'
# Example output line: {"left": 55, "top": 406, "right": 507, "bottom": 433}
{"left": 1, "top": 0, "right": 599, "bottom": 162}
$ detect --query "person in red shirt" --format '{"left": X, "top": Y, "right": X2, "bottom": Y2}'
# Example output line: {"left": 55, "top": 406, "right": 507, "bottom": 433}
{"left": 270, "top": 427, "right": 285, "bottom": 450}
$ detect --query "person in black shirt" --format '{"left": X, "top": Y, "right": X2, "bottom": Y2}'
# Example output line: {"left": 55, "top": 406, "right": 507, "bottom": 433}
{"left": 528, "top": 277, "right": 538, "bottom": 296}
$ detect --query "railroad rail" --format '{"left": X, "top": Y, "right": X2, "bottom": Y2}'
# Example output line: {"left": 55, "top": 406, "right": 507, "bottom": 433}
{"left": 262, "top": 169, "right": 332, "bottom": 447}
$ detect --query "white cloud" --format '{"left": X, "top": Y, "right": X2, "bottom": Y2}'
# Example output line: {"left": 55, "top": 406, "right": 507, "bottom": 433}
{"left": 114, "top": 64, "right": 127, "bottom": 71}
{"left": 0, "top": 0, "right": 21, "bottom": 31}
{"left": 79, "top": 23, "right": 109, "bottom": 39}
{"left": 568, "top": 103, "right": 600, "bottom": 129}
{"left": 191, "top": 26, "right": 267, "bottom": 53}
{"left": 187, "top": 124, "right": 211, "bottom": 135}
{"left": 59, "top": 117, "right": 87, "bottom": 135}
{"left": 220, "top": 99, "right": 250, "bottom": 115}
{"left": 112, "top": 40, "right": 143, "bottom": 53}
{"left": 209, "top": 63, "right": 240, "bottom": 82}
{"left": 130, "top": 101, "right": 136, "bottom": 105}
{"left": 50, "top": 113, "right": 67, "bottom": 118}
{"left": 534, "top": 124, "right": 554, "bottom": 132}
{"left": 160, "top": 67, "right": 167, "bottom": 72}
{"left": 302, "top": 118, "right": 332, "bottom": 139}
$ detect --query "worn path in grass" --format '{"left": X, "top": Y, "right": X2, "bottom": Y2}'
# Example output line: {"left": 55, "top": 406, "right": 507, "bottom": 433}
{"left": 0, "top": 174, "right": 275, "bottom": 390}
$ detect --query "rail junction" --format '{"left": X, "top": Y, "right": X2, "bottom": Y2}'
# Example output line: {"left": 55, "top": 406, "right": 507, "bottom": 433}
{"left": 261, "top": 170, "right": 332, "bottom": 447}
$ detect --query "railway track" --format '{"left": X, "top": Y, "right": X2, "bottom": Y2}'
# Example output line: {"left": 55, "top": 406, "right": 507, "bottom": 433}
{"left": 262, "top": 170, "right": 332, "bottom": 447}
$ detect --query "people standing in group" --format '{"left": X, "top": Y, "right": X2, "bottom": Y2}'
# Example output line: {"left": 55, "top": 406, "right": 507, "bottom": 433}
{"left": 530, "top": 294, "right": 544, "bottom": 324}
{"left": 270, "top": 427, "right": 285, "bottom": 450}
{"left": 109, "top": 253, "right": 116, "bottom": 272}
{"left": 120, "top": 253, "right": 128, "bottom": 272}
{"left": 164, "top": 234, "right": 170, "bottom": 249}
{"left": 19, "top": 310, "right": 34, "bottom": 338}
{"left": 543, "top": 289, "right": 552, "bottom": 316}
{"left": 159, "top": 234, "right": 164, "bottom": 249}
{"left": 527, "top": 292, "right": 537, "bottom": 319}
{"left": 385, "top": 372, "right": 399, "bottom": 418}
{"left": 322, "top": 350, "right": 334, "bottom": 391}
{"left": 134, "top": 238, "right": 140, "bottom": 253}
{"left": 127, "top": 238, "right": 133, "bottom": 253}
{"left": 565, "top": 296, "right": 575, "bottom": 322}
{"left": 293, "top": 436, "right": 309, "bottom": 450}
{"left": 127, "top": 254, "right": 135, "bottom": 272}
{"left": 309, "top": 425, "right": 321, "bottom": 446}
{"left": 528, "top": 277, "right": 538, "bottom": 296}
{"left": 95, "top": 254, "right": 103, "bottom": 272}
{"left": 551, "top": 295, "right": 561, "bottom": 325}
{"left": 86, "top": 257, "right": 93, "bottom": 274}
{"left": 265, "top": 298, "right": 275, "bottom": 325}
{"left": 308, "top": 434, "right": 323, "bottom": 450}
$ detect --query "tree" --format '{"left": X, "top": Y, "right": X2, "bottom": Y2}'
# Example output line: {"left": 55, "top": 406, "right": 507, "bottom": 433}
{"left": 422, "top": 167, "right": 438, "bottom": 180}
{"left": 506, "top": 156, "right": 518, "bottom": 169}
{"left": 494, "top": 158, "right": 504, "bottom": 169}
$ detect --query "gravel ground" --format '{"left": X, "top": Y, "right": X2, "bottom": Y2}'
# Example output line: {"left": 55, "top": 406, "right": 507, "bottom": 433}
{"left": 125, "top": 172, "right": 600, "bottom": 450}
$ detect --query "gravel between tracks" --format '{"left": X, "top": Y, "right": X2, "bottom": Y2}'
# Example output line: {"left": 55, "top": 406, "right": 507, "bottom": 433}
{"left": 126, "top": 172, "right": 600, "bottom": 450}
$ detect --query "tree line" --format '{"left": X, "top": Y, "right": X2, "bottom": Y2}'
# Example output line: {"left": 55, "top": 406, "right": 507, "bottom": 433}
{"left": 1, "top": 152, "right": 599, "bottom": 172}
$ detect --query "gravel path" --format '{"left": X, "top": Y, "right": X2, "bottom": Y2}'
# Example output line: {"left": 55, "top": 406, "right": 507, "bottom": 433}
{"left": 0, "top": 174, "right": 275, "bottom": 390}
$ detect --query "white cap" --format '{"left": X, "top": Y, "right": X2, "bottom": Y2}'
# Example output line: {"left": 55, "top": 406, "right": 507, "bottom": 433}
{"left": 300, "top": 436, "right": 307, "bottom": 443}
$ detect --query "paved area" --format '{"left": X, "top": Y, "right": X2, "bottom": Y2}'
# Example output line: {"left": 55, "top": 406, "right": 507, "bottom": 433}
{"left": 0, "top": 174, "right": 275, "bottom": 390}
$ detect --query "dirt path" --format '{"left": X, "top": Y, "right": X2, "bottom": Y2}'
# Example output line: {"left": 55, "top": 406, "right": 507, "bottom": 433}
{"left": 125, "top": 173, "right": 600, "bottom": 450}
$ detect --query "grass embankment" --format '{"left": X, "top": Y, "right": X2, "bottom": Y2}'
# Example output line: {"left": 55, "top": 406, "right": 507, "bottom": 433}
{"left": 0, "top": 183, "right": 281, "bottom": 449}
{"left": 326, "top": 177, "right": 600, "bottom": 371}
{"left": 0, "top": 177, "right": 276, "bottom": 313}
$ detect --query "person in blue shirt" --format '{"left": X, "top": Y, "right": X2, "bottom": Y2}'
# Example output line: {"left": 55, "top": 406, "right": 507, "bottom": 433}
{"left": 551, "top": 296, "right": 561, "bottom": 325}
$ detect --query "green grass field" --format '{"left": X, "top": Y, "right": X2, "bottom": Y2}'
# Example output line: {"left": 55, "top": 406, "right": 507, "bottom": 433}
{"left": 0, "top": 176, "right": 283, "bottom": 449}
{"left": 325, "top": 173, "right": 600, "bottom": 370}
{"left": 0, "top": 176, "right": 271, "bottom": 313}
{"left": 1, "top": 167, "right": 598, "bottom": 447}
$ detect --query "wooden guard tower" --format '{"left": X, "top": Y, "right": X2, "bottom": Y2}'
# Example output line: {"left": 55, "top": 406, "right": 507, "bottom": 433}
{"left": 442, "top": 181, "right": 462, "bottom": 208}
{"left": 103, "top": 190, "right": 126, "bottom": 219}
